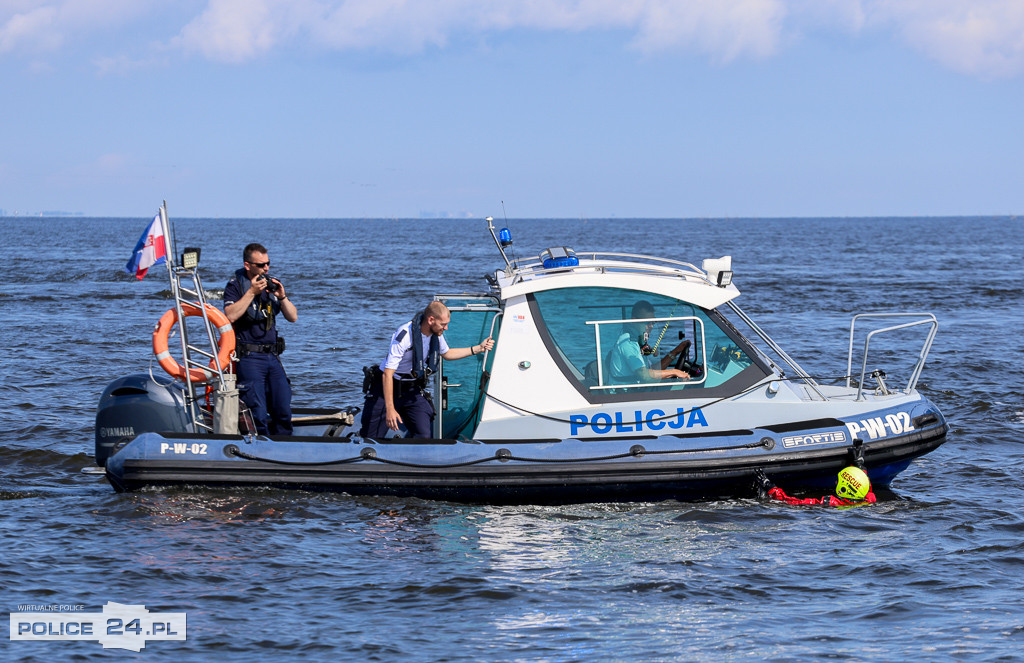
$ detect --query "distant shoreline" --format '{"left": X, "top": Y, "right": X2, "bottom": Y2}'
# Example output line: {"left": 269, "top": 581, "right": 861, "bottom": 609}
{"left": 1, "top": 214, "right": 1020, "bottom": 222}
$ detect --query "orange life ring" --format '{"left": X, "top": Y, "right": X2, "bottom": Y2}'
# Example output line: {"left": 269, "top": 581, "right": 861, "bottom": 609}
{"left": 153, "top": 303, "right": 236, "bottom": 383}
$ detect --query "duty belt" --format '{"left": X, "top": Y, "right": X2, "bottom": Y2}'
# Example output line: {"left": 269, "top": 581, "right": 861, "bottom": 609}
{"left": 239, "top": 342, "right": 278, "bottom": 355}
{"left": 366, "top": 366, "right": 425, "bottom": 397}
{"left": 391, "top": 375, "right": 424, "bottom": 397}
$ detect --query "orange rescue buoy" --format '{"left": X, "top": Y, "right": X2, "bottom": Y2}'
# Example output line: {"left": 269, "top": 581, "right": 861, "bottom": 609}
{"left": 152, "top": 303, "right": 235, "bottom": 383}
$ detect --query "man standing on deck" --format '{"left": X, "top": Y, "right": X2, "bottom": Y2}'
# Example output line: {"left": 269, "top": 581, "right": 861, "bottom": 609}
{"left": 223, "top": 243, "right": 298, "bottom": 436}
{"left": 359, "top": 301, "right": 494, "bottom": 439}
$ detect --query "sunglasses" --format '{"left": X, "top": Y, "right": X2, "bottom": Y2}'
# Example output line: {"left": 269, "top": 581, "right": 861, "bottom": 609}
{"left": 246, "top": 261, "right": 270, "bottom": 268}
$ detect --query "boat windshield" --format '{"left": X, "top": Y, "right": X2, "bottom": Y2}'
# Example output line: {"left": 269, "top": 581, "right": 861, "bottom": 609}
{"left": 530, "top": 287, "right": 767, "bottom": 402}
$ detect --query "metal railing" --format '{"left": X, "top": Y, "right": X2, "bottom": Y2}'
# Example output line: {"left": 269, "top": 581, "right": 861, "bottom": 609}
{"left": 846, "top": 312, "right": 938, "bottom": 401}
{"left": 507, "top": 252, "right": 713, "bottom": 286}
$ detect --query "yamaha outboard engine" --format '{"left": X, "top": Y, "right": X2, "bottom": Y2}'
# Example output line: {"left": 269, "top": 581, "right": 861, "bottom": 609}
{"left": 94, "top": 373, "right": 190, "bottom": 466}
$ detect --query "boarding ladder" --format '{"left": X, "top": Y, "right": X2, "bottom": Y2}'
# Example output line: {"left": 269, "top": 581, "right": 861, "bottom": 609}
{"left": 158, "top": 204, "right": 239, "bottom": 434}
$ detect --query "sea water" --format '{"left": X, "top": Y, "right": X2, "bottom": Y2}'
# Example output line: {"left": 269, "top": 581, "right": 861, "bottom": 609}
{"left": 2, "top": 216, "right": 1022, "bottom": 661}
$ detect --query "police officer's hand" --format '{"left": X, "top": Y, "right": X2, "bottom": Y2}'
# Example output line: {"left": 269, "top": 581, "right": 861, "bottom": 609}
{"left": 669, "top": 338, "right": 691, "bottom": 360}
{"left": 480, "top": 337, "right": 495, "bottom": 352}
{"left": 271, "top": 279, "right": 286, "bottom": 299}
{"left": 250, "top": 275, "right": 269, "bottom": 295}
{"left": 385, "top": 406, "right": 403, "bottom": 432}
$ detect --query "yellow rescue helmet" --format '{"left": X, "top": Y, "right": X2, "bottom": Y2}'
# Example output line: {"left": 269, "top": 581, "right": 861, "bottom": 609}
{"left": 835, "top": 466, "right": 871, "bottom": 500}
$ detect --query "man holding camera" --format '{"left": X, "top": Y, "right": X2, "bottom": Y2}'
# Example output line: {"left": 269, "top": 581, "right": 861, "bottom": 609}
{"left": 223, "top": 242, "right": 298, "bottom": 436}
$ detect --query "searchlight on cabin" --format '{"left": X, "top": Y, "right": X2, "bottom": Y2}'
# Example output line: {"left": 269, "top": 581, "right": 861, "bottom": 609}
{"left": 702, "top": 256, "right": 733, "bottom": 287}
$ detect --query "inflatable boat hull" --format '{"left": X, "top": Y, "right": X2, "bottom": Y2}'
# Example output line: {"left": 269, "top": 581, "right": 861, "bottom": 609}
{"left": 105, "top": 412, "right": 947, "bottom": 503}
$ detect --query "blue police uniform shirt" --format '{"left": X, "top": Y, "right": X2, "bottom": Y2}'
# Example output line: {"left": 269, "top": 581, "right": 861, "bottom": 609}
{"left": 224, "top": 268, "right": 281, "bottom": 346}
{"left": 380, "top": 321, "right": 450, "bottom": 374}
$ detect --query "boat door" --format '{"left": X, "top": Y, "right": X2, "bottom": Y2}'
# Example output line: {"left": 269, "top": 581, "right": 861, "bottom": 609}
{"left": 433, "top": 295, "right": 501, "bottom": 439}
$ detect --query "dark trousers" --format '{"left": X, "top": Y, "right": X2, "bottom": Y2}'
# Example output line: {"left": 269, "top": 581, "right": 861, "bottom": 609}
{"left": 359, "top": 379, "right": 435, "bottom": 439}
{"left": 236, "top": 352, "right": 293, "bottom": 436}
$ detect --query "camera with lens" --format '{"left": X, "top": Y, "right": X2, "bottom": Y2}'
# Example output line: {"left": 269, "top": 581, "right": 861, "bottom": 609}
{"left": 259, "top": 275, "right": 281, "bottom": 294}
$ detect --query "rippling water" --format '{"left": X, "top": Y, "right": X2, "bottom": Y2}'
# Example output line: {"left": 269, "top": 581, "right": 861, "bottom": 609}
{"left": 3, "top": 216, "right": 1023, "bottom": 661}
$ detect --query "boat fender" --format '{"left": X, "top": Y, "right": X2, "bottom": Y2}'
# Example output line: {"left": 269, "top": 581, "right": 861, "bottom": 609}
{"left": 153, "top": 303, "right": 235, "bottom": 383}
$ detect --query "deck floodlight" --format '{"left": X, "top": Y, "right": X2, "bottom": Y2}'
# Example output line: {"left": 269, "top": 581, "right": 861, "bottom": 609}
{"left": 499, "top": 227, "right": 513, "bottom": 248}
{"left": 181, "top": 247, "right": 201, "bottom": 270}
{"left": 702, "top": 256, "right": 733, "bottom": 287}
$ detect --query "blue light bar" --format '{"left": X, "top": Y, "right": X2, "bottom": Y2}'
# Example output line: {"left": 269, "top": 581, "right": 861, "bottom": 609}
{"left": 499, "top": 228, "right": 513, "bottom": 247}
{"left": 541, "top": 247, "right": 578, "bottom": 269}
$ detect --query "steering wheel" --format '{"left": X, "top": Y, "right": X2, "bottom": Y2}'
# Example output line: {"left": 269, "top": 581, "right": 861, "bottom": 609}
{"left": 672, "top": 343, "right": 703, "bottom": 378}
{"left": 677, "top": 358, "right": 704, "bottom": 379}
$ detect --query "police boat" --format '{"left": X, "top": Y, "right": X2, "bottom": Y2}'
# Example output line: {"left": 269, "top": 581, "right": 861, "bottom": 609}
{"left": 98, "top": 214, "right": 948, "bottom": 503}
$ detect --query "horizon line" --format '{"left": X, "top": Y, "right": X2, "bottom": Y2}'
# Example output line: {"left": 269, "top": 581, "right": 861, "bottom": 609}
{"left": 1, "top": 214, "right": 1021, "bottom": 221}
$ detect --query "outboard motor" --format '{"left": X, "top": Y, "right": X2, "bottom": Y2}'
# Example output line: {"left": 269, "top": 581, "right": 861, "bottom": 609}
{"left": 94, "top": 373, "right": 190, "bottom": 466}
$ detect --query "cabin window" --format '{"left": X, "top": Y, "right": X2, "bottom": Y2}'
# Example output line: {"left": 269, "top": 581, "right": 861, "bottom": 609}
{"left": 529, "top": 287, "right": 763, "bottom": 402}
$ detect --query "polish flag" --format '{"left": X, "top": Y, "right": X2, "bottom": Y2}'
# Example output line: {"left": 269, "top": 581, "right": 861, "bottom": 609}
{"left": 125, "top": 213, "right": 167, "bottom": 280}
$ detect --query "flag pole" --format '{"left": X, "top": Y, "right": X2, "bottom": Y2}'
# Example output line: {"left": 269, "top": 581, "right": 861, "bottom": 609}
{"left": 159, "top": 201, "right": 175, "bottom": 273}
{"left": 160, "top": 200, "right": 184, "bottom": 338}
{"left": 159, "top": 202, "right": 182, "bottom": 320}
{"left": 160, "top": 201, "right": 199, "bottom": 419}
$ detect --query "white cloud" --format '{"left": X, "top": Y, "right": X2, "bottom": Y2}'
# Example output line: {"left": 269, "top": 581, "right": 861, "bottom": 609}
{"left": 0, "top": 0, "right": 153, "bottom": 55}
{"left": 869, "top": 0, "right": 1024, "bottom": 78}
{"left": 0, "top": 5, "right": 60, "bottom": 54}
{"left": 787, "top": 0, "right": 866, "bottom": 33}
{"left": 631, "top": 0, "right": 786, "bottom": 61}
{"left": 175, "top": 0, "right": 307, "bottom": 63}
{"left": 172, "top": 0, "right": 788, "bottom": 62}
{"left": 100, "top": 52, "right": 179, "bottom": 76}
{"left": 5, "top": 0, "right": 1024, "bottom": 79}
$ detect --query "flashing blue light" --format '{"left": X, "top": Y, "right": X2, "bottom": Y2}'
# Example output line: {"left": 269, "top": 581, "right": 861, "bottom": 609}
{"left": 541, "top": 247, "right": 579, "bottom": 269}
{"left": 499, "top": 227, "right": 513, "bottom": 247}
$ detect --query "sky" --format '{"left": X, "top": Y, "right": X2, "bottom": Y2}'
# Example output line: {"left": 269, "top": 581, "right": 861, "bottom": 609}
{"left": 2, "top": 0, "right": 1024, "bottom": 219}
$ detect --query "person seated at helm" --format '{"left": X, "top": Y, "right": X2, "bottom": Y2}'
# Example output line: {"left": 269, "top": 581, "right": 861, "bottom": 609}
{"left": 756, "top": 466, "right": 877, "bottom": 507}
{"left": 606, "top": 300, "right": 691, "bottom": 386}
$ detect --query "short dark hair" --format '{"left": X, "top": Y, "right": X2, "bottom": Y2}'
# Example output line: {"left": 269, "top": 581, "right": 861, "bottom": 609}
{"left": 631, "top": 300, "right": 655, "bottom": 319}
{"left": 243, "top": 243, "right": 267, "bottom": 262}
